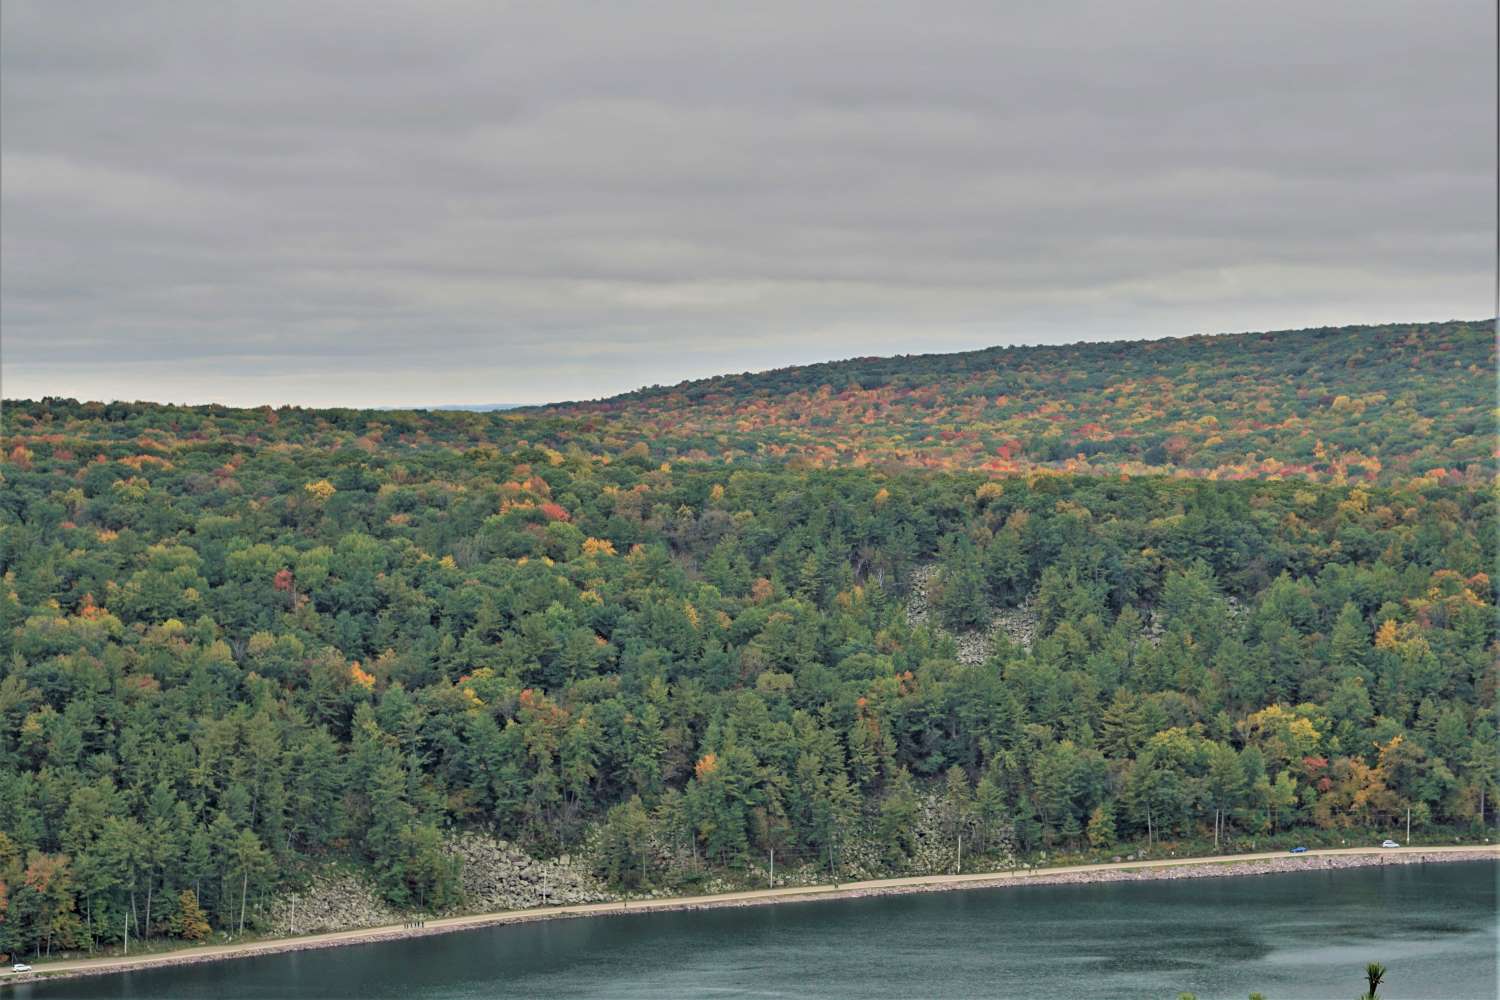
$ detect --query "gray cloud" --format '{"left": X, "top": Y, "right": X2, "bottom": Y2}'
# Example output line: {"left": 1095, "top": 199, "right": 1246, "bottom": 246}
{"left": 2, "top": 0, "right": 1494, "bottom": 407}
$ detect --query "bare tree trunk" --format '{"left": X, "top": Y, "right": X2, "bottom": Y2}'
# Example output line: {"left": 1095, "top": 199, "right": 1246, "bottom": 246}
{"left": 239, "top": 870, "right": 249, "bottom": 936}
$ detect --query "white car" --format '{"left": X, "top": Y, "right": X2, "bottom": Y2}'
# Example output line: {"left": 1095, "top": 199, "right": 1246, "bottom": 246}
{"left": 1381, "top": 839, "right": 1400, "bottom": 849}
{"left": 11, "top": 963, "right": 32, "bottom": 973}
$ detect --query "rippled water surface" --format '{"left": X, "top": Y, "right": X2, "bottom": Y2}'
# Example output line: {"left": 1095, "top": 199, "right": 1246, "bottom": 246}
{"left": 21, "top": 861, "right": 1497, "bottom": 1000}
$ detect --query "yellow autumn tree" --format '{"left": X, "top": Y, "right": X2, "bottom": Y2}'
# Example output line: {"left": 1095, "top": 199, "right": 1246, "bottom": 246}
{"left": 582, "top": 537, "right": 617, "bottom": 557}
{"left": 1239, "top": 704, "right": 1322, "bottom": 771}
{"left": 173, "top": 889, "right": 211, "bottom": 941}
{"left": 1373, "top": 619, "right": 1399, "bottom": 650}
{"left": 304, "top": 479, "right": 336, "bottom": 503}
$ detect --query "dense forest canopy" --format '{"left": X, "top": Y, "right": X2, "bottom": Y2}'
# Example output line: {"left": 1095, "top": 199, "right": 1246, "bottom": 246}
{"left": 0, "top": 320, "right": 1495, "bottom": 960}
{"left": 544, "top": 319, "right": 1495, "bottom": 483}
{"left": 6, "top": 321, "right": 1492, "bottom": 489}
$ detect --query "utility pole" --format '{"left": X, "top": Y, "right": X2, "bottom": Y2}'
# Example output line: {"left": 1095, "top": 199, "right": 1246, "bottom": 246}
{"left": 832, "top": 831, "right": 839, "bottom": 889}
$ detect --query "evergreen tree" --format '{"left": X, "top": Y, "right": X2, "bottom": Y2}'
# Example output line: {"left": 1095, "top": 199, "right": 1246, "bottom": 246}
{"left": 935, "top": 537, "right": 989, "bottom": 631}
{"left": 877, "top": 768, "right": 921, "bottom": 864}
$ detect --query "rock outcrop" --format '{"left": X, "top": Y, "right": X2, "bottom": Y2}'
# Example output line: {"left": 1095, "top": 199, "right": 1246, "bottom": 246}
{"left": 446, "top": 832, "right": 615, "bottom": 911}
{"left": 266, "top": 870, "right": 403, "bottom": 935}
{"left": 266, "top": 833, "right": 617, "bottom": 935}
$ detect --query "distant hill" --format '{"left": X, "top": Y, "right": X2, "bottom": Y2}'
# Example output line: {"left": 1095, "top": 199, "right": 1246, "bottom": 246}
{"left": 5, "top": 320, "right": 1491, "bottom": 486}
{"left": 421, "top": 403, "right": 529, "bottom": 412}
{"left": 538, "top": 319, "right": 1494, "bottom": 484}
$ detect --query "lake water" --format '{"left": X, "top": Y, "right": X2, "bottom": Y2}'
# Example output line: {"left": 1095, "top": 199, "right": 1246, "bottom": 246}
{"left": 20, "top": 861, "right": 1497, "bottom": 1000}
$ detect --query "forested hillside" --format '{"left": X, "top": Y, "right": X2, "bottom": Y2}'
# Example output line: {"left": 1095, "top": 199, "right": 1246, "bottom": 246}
{"left": 2, "top": 378, "right": 1495, "bottom": 959}
{"left": 545, "top": 319, "right": 1495, "bottom": 483}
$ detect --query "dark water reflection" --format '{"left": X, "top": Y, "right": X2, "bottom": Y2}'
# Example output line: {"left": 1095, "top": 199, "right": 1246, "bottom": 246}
{"left": 21, "top": 861, "right": 1497, "bottom": 1000}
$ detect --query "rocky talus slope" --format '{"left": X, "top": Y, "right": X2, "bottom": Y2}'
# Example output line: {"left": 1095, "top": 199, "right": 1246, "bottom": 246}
{"left": 266, "top": 833, "right": 615, "bottom": 934}
{"left": 447, "top": 832, "right": 614, "bottom": 911}
{"left": 905, "top": 564, "right": 1037, "bottom": 664}
{"left": 266, "top": 871, "right": 403, "bottom": 935}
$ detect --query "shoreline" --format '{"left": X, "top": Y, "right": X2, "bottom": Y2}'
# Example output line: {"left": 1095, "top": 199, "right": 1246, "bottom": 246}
{"left": 5, "top": 844, "right": 1495, "bottom": 988}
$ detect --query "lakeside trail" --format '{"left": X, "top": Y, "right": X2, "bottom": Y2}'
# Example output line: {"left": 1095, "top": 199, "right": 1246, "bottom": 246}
{"left": 5, "top": 844, "right": 1495, "bottom": 987}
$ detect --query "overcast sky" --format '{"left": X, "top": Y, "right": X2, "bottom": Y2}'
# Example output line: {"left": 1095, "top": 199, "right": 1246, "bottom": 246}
{"left": 2, "top": 1, "right": 1494, "bottom": 407}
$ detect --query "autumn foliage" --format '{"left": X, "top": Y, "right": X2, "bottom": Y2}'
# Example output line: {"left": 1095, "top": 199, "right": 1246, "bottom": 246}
{"left": 0, "top": 320, "right": 1492, "bottom": 951}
